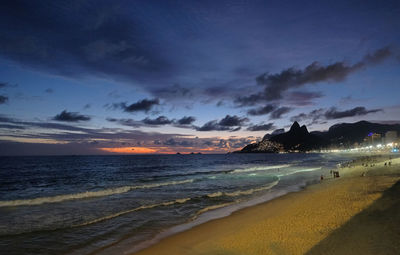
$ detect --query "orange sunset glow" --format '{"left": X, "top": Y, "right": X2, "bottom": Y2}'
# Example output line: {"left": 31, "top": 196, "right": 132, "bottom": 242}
{"left": 98, "top": 146, "right": 228, "bottom": 154}
{"left": 99, "top": 147, "right": 158, "bottom": 154}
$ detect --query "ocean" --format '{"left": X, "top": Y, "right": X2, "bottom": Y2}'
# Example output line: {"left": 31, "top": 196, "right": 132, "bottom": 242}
{"left": 0, "top": 153, "right": 352, "bottom": 254}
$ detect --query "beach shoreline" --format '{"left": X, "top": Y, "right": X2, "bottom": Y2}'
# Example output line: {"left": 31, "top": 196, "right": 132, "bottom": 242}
{"left": 130, "top": 153, "right": 400, "bottom": 255}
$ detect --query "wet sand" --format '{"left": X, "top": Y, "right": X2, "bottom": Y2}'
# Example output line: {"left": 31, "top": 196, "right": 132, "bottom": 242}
{"left": 133, "top": 155, "right": 400, "bottom": 255}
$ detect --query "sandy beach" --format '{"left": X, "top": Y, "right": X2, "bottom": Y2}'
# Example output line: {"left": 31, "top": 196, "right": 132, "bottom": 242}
{"left": 133, "top": 154, "right": 400, "bottom": 255}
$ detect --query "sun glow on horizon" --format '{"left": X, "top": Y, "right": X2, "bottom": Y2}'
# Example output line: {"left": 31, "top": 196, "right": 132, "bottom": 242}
{"left": 99, "top": 147, "right": 158, "bottom": 154}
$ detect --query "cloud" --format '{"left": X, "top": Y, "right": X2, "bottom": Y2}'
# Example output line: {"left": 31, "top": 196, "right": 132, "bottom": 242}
{"left": 285, "top": 91, "right": 324, "bottom": 106}
{"left": 0, "top": 1, "right": 173, "bottom": 88}
{"left": 118, "top": 98, "right": 160, "bottom": 113}
{"left": 0, "top": 114, "right": 265, "bottom": 155}
{"left": 142, "top": 116, "right": 173, "bottom": 125}
{"left": 247, "top": 104, "right": 277, "bottom": 116}
{"left": 270, "top": 107, "right": 292, "bottom": 119}
{"left": 247, "top": 123, "right": 275, "bottom": 131}
{"left": 106, "top": 117, "right": 142, "bottom": 128}
{"left": 107, "top": 115, "right": 196, "bottom": 128}
{"left": 235, "top": 47, "right": 393, "bottom": 106}
{"left": 195, "top": 115, "right": 249, "bottom": 132}
{"left": 324, "top": 106, "right": 382, "bottom": 119}
{"left": 45, "top": 88, "right": 54, "bottom": 93}
{"left": 163, "top": 138, "right": 194, "bottom": 147}
{"left": 290, "top": 106, "right": 383, "bottom": 124}
{"left": 53, "top": 110, "right": 91, "bottom": 122}
{"left": 150, "top": 84, "right": 192, "bottom": 100}
{"left": 196, "top": 120, "right": 232, "bottom": 131}
{"left": 0, "top": 95, "right": 8, "bottom": 104}
{"left": 176, "top": 116, "right": 196, "bottom": 125}
{"left": 290, "top": 108, "right": 325, "bottom": 124}
{"left": 258, "top": 47, "right": 392, "bottom": 100}
{"left": 234, "top": 94, "right": 265, "bottom": 107}
{"left": 219, "top": 115, "right": 249, "bottom": 127}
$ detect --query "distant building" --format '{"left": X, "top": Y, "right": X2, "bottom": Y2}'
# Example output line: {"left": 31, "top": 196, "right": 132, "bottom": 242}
{"left": 385, "top": 131, "right": 398, "bottom": 144}
{"left": 364, "top": 132, "right": 381, "bottom": 145}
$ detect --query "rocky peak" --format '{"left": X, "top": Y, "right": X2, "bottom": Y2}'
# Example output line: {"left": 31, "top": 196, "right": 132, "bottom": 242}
{"left": 289, "top": 121, "right": 301, "bottom": 132}
{"left": 300, "top": 125, "right": 309, "bottom": 135}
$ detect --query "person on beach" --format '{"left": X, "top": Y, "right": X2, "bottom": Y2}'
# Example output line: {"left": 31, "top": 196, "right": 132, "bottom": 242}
{"left": 320, "top": 175, "right": 324, "bottom": 182}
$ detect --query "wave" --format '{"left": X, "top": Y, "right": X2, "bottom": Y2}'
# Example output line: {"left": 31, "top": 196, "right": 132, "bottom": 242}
{"left": 74, "top": 179, "right": 279, "bottom": 228}
{"left": 231, "top": 164, "right": 291, "bottom": 173}
{"left": 144, "top": 169, "right": 233, "bottom": 180}
{"left": 192, "top": 202, "right": 236, "bottom": 220}
{"left": 0, "top": 179, "right": 194, "bottom": 208}
{"left": 206, "top": 179, "right": 279, "bottom": 198}
{"left": 73, "top": 198, "right": 191, "bottom": 228}
{"left": 277, "top": 167, "right": 322, "bottom": 177}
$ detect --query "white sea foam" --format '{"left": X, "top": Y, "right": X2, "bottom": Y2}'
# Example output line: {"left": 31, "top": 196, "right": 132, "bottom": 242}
{"left": 73, "top": 197, "right": 191, "bottom": 228}
{"left": 0, "top": 179, "right": 193, "bottom": 207}
{"left": 206, "top": 179, "right": 279, "bottom": 198}
{"left": 231, "top": 164, "right": 291, "bottom": 173}
{"left": 192, "top": 202, "right": 235, "bottom": 220}
{"left": 277, "top": 167, "right": 322, "bottom": 177}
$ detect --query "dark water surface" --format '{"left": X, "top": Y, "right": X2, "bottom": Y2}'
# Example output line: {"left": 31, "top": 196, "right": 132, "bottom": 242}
{"left": 0, "top": 153, "right": 352, "bottom": 254}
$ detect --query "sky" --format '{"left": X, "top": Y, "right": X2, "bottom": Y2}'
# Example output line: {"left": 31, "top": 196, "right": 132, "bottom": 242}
{"left": 0, "top": 0, "right": 400, "bottom": 155}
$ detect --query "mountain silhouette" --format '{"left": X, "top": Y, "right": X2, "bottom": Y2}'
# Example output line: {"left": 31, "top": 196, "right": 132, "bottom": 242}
{"left": 240, "top": 121, "right": 400, "bottom": 153}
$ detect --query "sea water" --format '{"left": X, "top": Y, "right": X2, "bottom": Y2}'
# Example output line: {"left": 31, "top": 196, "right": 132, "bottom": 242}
{"left": 0, "top": 153, "right": 352, "bottom": 254}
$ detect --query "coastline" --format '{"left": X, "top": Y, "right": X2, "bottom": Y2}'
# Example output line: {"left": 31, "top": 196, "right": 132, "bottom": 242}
{"left": 131, "top": 154, "right": 400, "bottom": 255}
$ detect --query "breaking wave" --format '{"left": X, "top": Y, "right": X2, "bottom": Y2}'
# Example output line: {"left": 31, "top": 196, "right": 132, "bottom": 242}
{"left": 73, "top": 198, "right": 191, "bottom": 228}
{"left": 231, "top": 164, "right": 291, "bottom": 173}
{"left": 0, "top": 179, "right": 194, "bottom": 207}
{"left": 277, "top": 167, "right": 322, "bottom": 177}
{"left": 206, "top": 179, "right": 279, "bottom": 198}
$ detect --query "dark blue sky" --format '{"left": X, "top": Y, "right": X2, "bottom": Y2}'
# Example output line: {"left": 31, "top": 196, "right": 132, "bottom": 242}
{"left": 0, "top": 0, "right": 399, "bottom": 154}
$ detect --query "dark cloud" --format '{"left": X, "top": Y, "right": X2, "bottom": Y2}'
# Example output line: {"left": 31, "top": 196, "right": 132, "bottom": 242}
{"left": 107, "top": 115, "right": 196, "bottom": 128}
{"left": 0, "top": 1, "right": 171, "bottom": 87}
{"left": 142, "top": 116, "right": 173, "bottom": 125}
{"left": 234, "top": 94, "right": 265, "bottom": 107}
{"left": 45, "top": 88, "right": 54, "bottom": 93}
{"left": 106, "top": 118, "right": 142, "bottom": 128}
{"left": 270, "top": 107, "right": 292, "bottom": 119}
{"left": 290, "top": 106, "right": 383, "bottom": 124}
{"left": 0, "top": 114, "right": 264, "bottom": 155}
{"left": 324, "top": 107, "right": 382, "bottom": 119}
{"left": 258, "top": 47, "right": 392, "bottom": 100}
{"left": 235, "top": 47, "right": 393, "bottom": 106}
{"left": 151, "top": 84, "right": 192, "bottom": 100}
{"left": 0, "top": 82, "right": 8, "bottom": 88}
{"left": 83, "top": 104, "right": 91, "bottom": 109}
{"left": 176, "top": 116, "right": 196, "bottom": 125}
{"left": 247, "top": 104, "right": 277, "bottom": 116}
{"left": 290, "top": 108, "right": 325, "bottom": 124}
{"left": 163, "top": 138, "right": 194, "bottom": 147}
{"left": 285, "top": 91, "right": 324, "bottom": 106}
{"left": 219, "top": 115, "right": 249, "bottom": 127}
{"left": 196, "top": 120, "right": 232, "bottom": 131}
{"left": 0, "top": 95, "right": 8, "bottom": 104}
{"left": 53, "top": 110, "right": 91, "bottom": 122}
{"left": 195, "top": 115, "right": 248, "bottom": 132}
{"left": 0, "top": 124, "right": 25, "bottom": 130}
{"left": 118, "top": 98, "right": 160, "bottom": 113}
{"left": 247, "top": 123, "right": 275, "bottom": 131}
